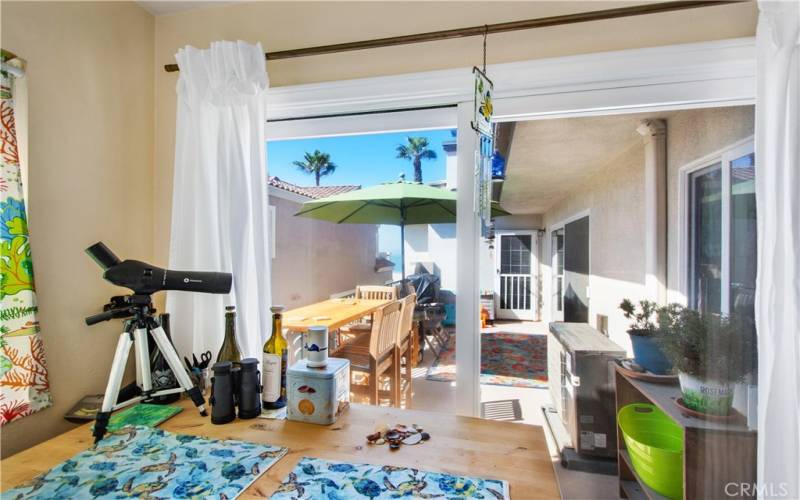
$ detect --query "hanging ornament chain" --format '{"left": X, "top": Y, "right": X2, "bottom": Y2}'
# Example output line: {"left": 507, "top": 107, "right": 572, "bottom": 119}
{"left": 482, "top": 25, "right": 488, "bottom": 73}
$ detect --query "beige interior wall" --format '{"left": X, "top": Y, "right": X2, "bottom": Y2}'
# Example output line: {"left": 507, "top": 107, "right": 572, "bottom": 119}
{"left": 542, "top": 142, "right": 647, "bottom": 352}
{"left": 153, "top": 0, "right": 757, "bottom": 268}
{"left": 271, "top": 194, "right": 388, "bottom": 310}
{"left": 0, "top": 1, "right": 154, "bottom": 457}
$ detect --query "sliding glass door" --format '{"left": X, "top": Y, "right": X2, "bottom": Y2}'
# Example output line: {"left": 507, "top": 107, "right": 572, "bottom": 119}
{"left": 687, "top": 143, "right": 756, "bottom": 319}
{"left": 689, "top": 164, "right": 723, "bottom": 314}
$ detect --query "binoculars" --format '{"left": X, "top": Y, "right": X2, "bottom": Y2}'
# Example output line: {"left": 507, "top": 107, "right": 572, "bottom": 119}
{"left": 210, "top": 358, "right": 262, "bottom": 424}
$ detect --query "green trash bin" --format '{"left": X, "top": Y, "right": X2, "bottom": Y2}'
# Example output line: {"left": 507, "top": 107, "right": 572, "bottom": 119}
{"left": 618, "top": 403, "right": 684, "bottom": 499}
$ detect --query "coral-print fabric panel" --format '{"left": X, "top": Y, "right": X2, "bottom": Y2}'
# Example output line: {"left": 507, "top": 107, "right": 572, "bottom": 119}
{"left": 0, "top": 66, "right": 52, "bottom": 425}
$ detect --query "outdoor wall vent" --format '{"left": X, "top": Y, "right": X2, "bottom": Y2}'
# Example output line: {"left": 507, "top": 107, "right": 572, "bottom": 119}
{"left": 596, "top": 314, "right": 609, "bottom": 337}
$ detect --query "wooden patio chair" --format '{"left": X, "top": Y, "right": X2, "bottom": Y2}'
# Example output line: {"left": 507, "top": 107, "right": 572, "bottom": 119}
{"left": 339, "top": 285, "right": 399, "bottom": 342}
{"left": 394, "top": 293, "right": 416, "bottom": 407}
{"left": 355, "top": 285, "right": 397, "bottom": 301}
{"left": 337, "top": 300, "right": 402, "bottom": 406}
{"left": 400, "top": 281, "right": 416, "bottom": 298}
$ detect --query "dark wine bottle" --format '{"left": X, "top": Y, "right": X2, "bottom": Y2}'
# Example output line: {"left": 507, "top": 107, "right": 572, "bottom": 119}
{"left": 217, "top": 305, "right": 243, "bottom": 402}
{"left": 216, "top": 306, "right": 243, "bottom": 364}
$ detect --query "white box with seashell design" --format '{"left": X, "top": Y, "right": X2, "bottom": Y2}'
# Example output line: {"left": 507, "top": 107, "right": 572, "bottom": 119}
{"left": 287, "top": 357, "right": 350, "bottom": 425}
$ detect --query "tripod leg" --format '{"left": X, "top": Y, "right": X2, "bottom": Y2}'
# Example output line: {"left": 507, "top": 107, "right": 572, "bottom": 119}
{"left": 133, "top": 327, "right": 153, "bottom": 398}
{"left": 95, "top": 331, "right": 134, "bottom": 443}
{"left": 149, "top": 325, "right": 207, "bottom": 416}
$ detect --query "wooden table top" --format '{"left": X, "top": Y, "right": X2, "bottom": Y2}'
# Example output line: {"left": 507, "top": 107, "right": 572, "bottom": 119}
{"left": 1, "top": 400, "right": 560, "bottom": 499}
{"left": 282, "top": 298, "right": 391, "bottom": 332}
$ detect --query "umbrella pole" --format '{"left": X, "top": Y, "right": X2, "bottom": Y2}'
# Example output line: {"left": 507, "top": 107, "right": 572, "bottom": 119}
{"left": 400, "top": 222, "right": 406, "bottom": 283}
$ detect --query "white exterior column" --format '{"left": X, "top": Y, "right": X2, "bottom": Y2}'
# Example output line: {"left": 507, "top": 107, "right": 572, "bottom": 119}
{"left": 637, "top": 119, "right": 667, "bottom": 304}
{"left": 455, "top": 101, "right": 480, "bottom": 417}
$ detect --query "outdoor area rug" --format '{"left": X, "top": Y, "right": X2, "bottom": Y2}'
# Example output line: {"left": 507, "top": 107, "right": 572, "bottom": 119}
{"left": 3, "top": 425, "right": 287, "bottom": 499}
{"left": 426, "top": 332, "right": 548, "bottom": 388}
{"left": 270, "top": 456, "right": 510, "bottom": 499}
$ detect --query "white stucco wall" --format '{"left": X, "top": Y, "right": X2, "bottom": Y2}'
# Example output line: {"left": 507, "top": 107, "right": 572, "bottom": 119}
{"left": 542, "top": 142, "right": 647, "bottom": 353}
{"left": 665, "top": 106, "right": 755, "bottom": 304}
{"left": 404, "top": 223, "right": 459, "bottom": 291}
{"left": 539, "top": 105, "right": 755, "bottom": 355}
{"left": 400, "top": 107, "right": 754, "bottom": 333}
{"left": 403, "top": 199, "right": 544, "bottom": 301}
{"left": 270, "top": 193, "right": 390, "bottom": 309}
{"left": 405, "top": 223, "right": 498, "bottom": 297}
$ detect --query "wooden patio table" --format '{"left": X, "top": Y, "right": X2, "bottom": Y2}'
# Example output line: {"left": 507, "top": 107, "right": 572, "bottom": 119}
{"left": 0, "top": 399, "right": 561, "bottom": 499}
{"left": 282, "top": 297, "right": 391, "bottom": 333}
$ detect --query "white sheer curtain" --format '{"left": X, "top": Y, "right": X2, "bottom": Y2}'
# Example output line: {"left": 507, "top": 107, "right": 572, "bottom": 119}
{"left": 755, "top": 2, "right": 799, "bottom": 498}
{"left": 167, "top": 41, "right": 272, "bottom": 363}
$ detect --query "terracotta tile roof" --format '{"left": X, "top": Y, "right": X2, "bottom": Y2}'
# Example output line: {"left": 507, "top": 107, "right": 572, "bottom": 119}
{"left": 268, "top": 176, "right": 361, "bottom": 200}
{"left": 374, "top": 256, "right": 396, "bottom": 272}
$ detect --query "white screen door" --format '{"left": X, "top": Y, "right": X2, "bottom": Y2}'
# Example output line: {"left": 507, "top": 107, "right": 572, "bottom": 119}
{"left": 495, "top": 231, "right": 538, "bottom": 320}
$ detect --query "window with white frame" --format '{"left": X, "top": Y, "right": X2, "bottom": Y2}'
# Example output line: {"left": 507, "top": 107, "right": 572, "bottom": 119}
{"left": 685, "top": 139, "right": 756, "bottom": 322}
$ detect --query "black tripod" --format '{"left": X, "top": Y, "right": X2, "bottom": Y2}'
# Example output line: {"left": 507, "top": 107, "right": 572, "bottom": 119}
{"left": 86, "top": 294, "right": 207, "bottom": 443}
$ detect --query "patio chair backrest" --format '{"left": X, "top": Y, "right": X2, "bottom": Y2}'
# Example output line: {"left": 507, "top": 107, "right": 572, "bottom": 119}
{"left": 370, "top": 300, "right": 402, "bottom": 360}
{"left": 356, "top": 285, "right": 397, "bottom": 301}
{"left": 398, "top": 294, "right": 416, "bottom": 344}
{"left": 401, "top": 282, "right": 416, "bottom": 297}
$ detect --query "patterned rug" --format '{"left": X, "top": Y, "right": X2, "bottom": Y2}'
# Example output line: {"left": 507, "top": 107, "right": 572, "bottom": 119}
{"left": 270, "top": 456, "right": 510, "bottom": 499}
{"left": 3, "top": 425, "right": 287, "bottom": 499}
{"left": 426, "top": 332, "right": 548, "bottom": 388}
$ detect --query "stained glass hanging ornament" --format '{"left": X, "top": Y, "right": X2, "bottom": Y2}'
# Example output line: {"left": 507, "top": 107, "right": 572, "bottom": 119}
{"left": 471, "top": 26, "right": 494, "bottom": 237}
{"left": 471, "top": 27, "right": 493, "bottom": 138}
{"left": 474, "top": 133, "right": 493, "bottom": 237}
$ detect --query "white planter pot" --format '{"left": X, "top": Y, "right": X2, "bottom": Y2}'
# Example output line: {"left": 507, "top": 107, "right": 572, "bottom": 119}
{"left": 678, "top": 372, "right": 734, "bottom": 415}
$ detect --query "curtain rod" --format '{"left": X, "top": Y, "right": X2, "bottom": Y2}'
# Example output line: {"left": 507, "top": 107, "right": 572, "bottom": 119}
{"left": 163, "top": 1, "right": 742, "bottom": 73}
{"left": 267, "top": 103, "right": 457, "bottom": 123}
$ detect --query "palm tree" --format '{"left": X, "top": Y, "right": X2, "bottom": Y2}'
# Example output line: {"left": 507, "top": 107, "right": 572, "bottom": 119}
{"left": 396, "top": 136, "right": 437, "bottom": 183}
{"left": 292, "top": 150, "right": 337, "bottom": 186}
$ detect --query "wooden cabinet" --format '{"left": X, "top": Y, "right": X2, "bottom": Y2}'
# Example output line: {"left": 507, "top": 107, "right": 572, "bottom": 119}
{"left": 615, "top": 367, "right": 757, "bottom": 499}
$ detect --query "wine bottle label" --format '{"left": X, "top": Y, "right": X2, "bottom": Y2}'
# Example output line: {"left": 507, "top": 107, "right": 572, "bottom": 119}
{"left": 263, "top": 353, "right": 282, "bottom": 403}
{"left": 280, "top": 349, "right": 288, "bottom": 399}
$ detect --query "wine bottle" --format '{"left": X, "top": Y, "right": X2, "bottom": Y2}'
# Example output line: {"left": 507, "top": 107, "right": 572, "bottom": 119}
{"left": 262, "top": 305, "right": 287, "bottom": 409}
{"left": 216, "top": 306, "right": 243, "bottom": 365}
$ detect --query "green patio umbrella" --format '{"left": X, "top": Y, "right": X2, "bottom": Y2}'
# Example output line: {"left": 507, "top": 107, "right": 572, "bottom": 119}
{"left": 294, "top": 180, "right": 509, "bottom": 280}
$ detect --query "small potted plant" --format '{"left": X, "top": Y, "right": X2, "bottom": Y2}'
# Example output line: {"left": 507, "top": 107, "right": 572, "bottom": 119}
{"left": 619, "top": 299, "right": 672, "bottom": 374}
{"left": 657, "top": 307, "right": 756, "bottom": 416}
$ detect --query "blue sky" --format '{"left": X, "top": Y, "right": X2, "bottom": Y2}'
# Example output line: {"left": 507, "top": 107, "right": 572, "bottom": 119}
{"left": 267, "top": 128, "right": 456, "bottom": 267}
{"left": 267, "top": 129, "right": 454, "bottom": 187}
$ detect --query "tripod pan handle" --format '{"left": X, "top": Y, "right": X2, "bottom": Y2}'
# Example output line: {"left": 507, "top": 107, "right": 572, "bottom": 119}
{"left": 85, "top": 310, "right": 115, "bottom": 325}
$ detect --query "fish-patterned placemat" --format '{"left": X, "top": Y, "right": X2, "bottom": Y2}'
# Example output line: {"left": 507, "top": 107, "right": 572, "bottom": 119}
{"left": 271, "top": 456, "right": 510, "bottom": 499}
{"left": 4, "top": 425, "right": 287, "bottom": 499}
